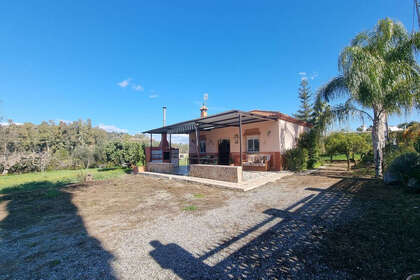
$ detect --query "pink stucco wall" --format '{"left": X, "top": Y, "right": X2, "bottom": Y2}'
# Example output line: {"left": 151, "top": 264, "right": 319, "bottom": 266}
{"left": 277, "top": 119, "right": 309, "bottom": 153}
{"left": 189, "top": 119, "right": 309, "bottom": 155}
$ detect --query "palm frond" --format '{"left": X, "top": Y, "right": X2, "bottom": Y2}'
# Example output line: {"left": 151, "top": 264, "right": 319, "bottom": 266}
{"left": 330, "top": 99, "right": 373, "bottom": 124}
{"left": 339, "top": 46, "right": 384, "bottom": 106}
{"left": 317, "top": 76, "right": 348, "bottom": 102}
{"left": 321, "top": 18, "right": 419, "bottom": 123}
{"left": 386, "top": 32, "right": 419, "bottom": 63}
{"left": 351, "top": 32, "right": 369, "bottom": 47}
{"left": 412, "top": 32, "right": 420, "bottom": 51}
{"left": 383, "top": 60, "right": 420, "bottom": 114}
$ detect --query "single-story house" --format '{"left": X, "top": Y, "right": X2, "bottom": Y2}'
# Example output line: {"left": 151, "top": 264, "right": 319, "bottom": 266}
{"left": 143, "top": 106, "right": 311, "bottom": 172}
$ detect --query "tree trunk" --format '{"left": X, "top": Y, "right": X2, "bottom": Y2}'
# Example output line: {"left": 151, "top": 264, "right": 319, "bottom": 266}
{"left": 2, "top": 143, "right": 8, "bottom": 175}
{"left": 346, "top": 154, "right": 350, "bottom": 170}
{"left": 372, "top": 110, "right": 386, "bottom": 177}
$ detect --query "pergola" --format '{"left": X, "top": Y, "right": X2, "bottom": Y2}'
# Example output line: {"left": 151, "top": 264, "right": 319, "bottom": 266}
{"left": 143, "top": 110, "right": 277, "bottom": 165}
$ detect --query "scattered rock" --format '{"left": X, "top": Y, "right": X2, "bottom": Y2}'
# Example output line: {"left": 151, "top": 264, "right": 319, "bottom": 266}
{"left": 86, "top": 173, "right": 93, "bottom": 182}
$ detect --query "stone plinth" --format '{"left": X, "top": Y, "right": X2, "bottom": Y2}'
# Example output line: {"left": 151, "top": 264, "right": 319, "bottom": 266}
{"left": 147, "top": 162, "right": 176, "bottom": 174}
{"left": 189, "top": 164, "right": 242, "bottom": 183}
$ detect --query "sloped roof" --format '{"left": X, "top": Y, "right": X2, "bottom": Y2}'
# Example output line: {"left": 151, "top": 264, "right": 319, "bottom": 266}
{"left": 249, "top": 110, "right": 312, "bottom": 127}
{"left": 143, "top": 109, "right": 311, "bottom": 134}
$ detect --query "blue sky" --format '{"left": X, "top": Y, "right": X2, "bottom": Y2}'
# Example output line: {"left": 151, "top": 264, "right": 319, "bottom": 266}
{"left": 0, "top": 0, "right": 418, "bottom": 140}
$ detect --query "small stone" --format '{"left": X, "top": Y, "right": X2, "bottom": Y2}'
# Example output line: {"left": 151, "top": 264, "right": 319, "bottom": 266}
{"left": 86, "top": 173, "right": 93, "bottom": 182}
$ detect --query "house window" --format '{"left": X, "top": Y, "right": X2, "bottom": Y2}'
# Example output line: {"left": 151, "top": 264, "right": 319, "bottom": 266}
{"left": 247, "top": 136, "right": 260, "bottom": 153}
{"left": 200, "top": 140, "right": 206, "bottom": 153}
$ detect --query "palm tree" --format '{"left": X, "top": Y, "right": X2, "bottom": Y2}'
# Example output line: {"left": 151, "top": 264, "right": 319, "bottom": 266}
{"left": 318, "top": 18, "right": 420, "bottom": 177}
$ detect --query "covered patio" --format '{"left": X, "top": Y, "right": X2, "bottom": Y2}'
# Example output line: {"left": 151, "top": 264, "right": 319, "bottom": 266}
{"left": 143, "top": 110, "right": 278, "bottom": 183}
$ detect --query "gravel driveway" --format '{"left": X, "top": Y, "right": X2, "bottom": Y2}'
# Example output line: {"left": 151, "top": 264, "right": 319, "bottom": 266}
{"left": 0, "top": 164, "right": 362, "bottom": 279}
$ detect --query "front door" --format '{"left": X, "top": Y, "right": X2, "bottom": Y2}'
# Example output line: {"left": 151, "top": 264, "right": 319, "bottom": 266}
{"left": 218, "top": 139, "right": 230, "bottom": 165}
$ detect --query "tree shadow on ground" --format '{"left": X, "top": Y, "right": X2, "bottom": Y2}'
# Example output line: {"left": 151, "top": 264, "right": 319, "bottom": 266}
{"left": 0, "top": 180, "right": 70, "bottom": 195}
{"left": 150, "top": 175, "right": 420, "bottom": 279}
{"left": 0, "top": 181, "right": 116, "bottom": 279}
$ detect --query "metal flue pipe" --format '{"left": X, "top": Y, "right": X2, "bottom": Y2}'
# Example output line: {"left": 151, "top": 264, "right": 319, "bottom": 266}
{"left": 162, "top": 106, "right": 167, "bottom": 127}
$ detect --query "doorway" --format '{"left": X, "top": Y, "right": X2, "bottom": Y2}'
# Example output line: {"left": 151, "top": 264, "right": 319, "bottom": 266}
{"left": 218, "top": 139, "right": 230, "bottom": 165}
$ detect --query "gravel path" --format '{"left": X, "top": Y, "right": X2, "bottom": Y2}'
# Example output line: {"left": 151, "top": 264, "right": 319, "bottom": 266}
{"left": 0, "top": 164, "right": 363, "bottom": 279}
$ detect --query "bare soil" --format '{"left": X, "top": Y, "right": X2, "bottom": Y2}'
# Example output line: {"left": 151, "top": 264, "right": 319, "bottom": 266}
{"left": 0, "top": 163, "right": 418, "bottom": 279}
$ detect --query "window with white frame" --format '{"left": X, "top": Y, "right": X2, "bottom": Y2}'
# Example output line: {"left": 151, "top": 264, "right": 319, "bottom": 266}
{"left": 247, "top": 136, "right": 260, "bottom": 153}
{"left": 200, "top": 139, "right": 206, "bottom": 153}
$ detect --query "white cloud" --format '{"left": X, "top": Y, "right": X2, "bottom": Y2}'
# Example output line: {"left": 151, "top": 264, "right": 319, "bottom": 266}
{"left": 117, "top": 78, "right": 131, "bottom": 88}
{"left": 132, "top": 84, "right": 144, "bottom": 91}
{"left": 298, "top": 71, "right": 318, "bottom": 81}
{"left": 0, "top": 122, "right": 23, "bottom": 126}
{"left": 149, "top": 94, "right": 159, "bottom": 99}
{"left": 170, "top": 134, "right": 189, "bottom": 144}
{"left": 310, "top": 72, "right": 319, "bottom": 80}
{"left": 98, "top": 124, "right": 128, "bottom": 133}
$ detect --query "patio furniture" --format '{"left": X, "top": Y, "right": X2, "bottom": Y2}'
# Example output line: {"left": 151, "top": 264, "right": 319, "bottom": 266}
{"left": 189, "top": 154, "right": 218, "bottom": 165}
{"left": 242, "top": 154, "right": 271, "bottom": 171}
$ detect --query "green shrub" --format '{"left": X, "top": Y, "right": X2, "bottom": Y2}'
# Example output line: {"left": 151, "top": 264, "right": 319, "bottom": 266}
{"left": 361, "top": 150, "right": 374, "bottom": 164}
{"left": 414, "top": 137, "right": 420, "bottom": 153}
{"left": 48, "top": 149, "right": 72, "bottom": 170}
{"left": 72, "top": 146, "right": 95, "bottom": 169}
{"left": 385, "top": 152, "right": 420, "bottom": 190}
{"left": 9, "top": 156, "right": 44, "bottom": 174}
{"left": 104, "top": 141, "right": 145, "bottom": 167}
{"left": 298, "top": 130, "right": 321, "bottom": 169}
{"left": 384, "top": 144, "right": 416, "bottom": 170}
{"left": 285, "top": 148, "right": 308, "bottom": 171}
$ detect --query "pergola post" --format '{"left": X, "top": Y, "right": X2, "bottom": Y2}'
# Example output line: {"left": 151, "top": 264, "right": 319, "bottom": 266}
{"left": 195, "top": 124, "right": 200, "bottom": 164}
{"left": 169, "top": 133, "right": 172, "bottom": 162}
{"left": 239, "top": 113, "right": 243, "bottom": 166}
{"left": 150, "top": 133, "right": 153, "bottom": 162}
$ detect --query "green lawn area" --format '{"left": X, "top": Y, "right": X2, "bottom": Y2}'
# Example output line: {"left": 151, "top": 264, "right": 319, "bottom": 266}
{"left": 0, "top": 168, "right": 128, "bottom": 194}
{"left": 320, "top": 153, "right": 362, "bottom": 161}
{"left": 179, "top": 157, "right": 189, "bottom": 166}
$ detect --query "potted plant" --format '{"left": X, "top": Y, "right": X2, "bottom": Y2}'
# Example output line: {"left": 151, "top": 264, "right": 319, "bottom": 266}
{"left": 132, "top": 159, "right": 146, "bottom": 173}
{"left": 132, "top": 144, "right": 146, "bottom": 174}
{"left": 132, "top": 164, "right": 139, "bottom": 174}
{"left": 137, "top": 160, "right": 145, "bottom": 172}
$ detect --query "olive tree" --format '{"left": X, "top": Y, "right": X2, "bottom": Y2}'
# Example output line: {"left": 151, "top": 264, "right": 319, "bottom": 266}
{"left": 104, "top": 141, "right": 145, "bottom": 167}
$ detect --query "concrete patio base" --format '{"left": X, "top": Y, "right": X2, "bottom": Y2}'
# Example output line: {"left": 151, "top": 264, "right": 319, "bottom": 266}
{"left": 139, "top": 170, "right": 293, "bottom": 191}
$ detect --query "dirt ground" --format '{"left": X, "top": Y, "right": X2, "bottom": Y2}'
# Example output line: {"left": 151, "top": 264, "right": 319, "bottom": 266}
{"left": 0, "top": 163, "right": 418, "bottom": 279}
